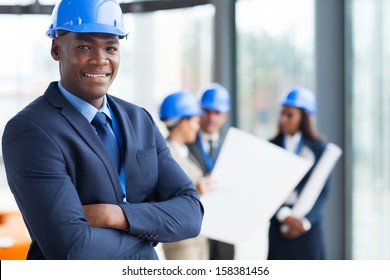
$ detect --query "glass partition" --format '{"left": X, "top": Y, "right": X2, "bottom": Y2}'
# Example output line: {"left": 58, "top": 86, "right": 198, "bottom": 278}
{"left": 236, "top": 0, "right": 315, "bottom": 139}
{"left": 117, "top": 5, "right": 214, "bottom": 125}
{"left": 348, "top": 0, "right": 390, "bottom": 259}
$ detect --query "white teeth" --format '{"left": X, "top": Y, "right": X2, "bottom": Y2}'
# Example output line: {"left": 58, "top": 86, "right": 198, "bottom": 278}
{"left": 84, "top": 73, "right": 107, "bottom": 78}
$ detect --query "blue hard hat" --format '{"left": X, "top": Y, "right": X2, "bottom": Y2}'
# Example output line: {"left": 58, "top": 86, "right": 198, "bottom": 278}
{"left": 159, "top": 91, "right": 204, "bottom": 121}
{"left": 280, "top": 85, "right": 316, "bottom": 115}
{"left": 46, "top": 0, "right": 128, "bottom": 39}
{"left": 200, "top": 83, "right": 231, "bottom": 113}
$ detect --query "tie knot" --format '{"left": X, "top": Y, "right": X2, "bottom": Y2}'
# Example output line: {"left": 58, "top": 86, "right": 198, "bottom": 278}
{"left": 92, "top": 112, "right": 108, "bottom": 127}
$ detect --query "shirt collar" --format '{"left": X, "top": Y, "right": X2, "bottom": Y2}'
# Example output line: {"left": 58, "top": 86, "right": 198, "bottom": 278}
{"left": 284, "top": 132, "right": 302, "bottom": 153}
{"left": 58, "top": 81, "right": 112, "bottom": 123}
{"left": 199, "top": 130, "right": 219, "bottom": 153}
{"left": 199, "top": 130, "right": 219, "bottom": 143}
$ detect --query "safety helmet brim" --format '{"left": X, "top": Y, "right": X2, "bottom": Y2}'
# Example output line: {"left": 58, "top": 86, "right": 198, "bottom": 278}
{"left": 201, "top": 103, "right": 230, "bottom": 113}
{"left": 47, "top": 23, "right": 128, "bottom": 39}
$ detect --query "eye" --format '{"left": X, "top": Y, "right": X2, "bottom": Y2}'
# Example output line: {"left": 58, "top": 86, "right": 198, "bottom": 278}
{"left": 106, "top": 46, "right": 118, "bottom": 53}
{"left": 77, "top": 45, "right": 90, "bottom": 51}
{"left": 286, "top": 112, "right": 294, "bottom": 119}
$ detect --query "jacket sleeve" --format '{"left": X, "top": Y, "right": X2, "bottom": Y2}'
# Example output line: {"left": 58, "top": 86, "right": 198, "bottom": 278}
{"left": 119, "top": 114, "right": 204, "bottom": 243}
{"left": 2, "top": 117, "right": 153, "bottom": 260}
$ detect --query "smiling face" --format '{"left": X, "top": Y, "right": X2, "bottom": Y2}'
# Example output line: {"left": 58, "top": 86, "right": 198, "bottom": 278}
{"left": 51, "top": 32, "right": 120, "bottom": 108}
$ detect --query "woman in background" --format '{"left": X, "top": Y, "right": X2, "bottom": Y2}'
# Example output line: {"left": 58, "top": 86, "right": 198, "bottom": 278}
{"left": 267, "top": 85, "right": 333, "bottom": 260}
{"left": 159, "top": 90, "right": 212, "bottom": 260}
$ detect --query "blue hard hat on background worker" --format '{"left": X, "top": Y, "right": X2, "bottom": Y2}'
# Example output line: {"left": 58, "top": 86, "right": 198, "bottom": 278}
{"left": 159, "top": 91, "right": 204, "bottom": 125}
{"left": 280, "top": 85, "right": 316, "bottom": 116}
{"left": 46, "top": 0, "right": 128, "bottom": 39}
{"left": 200, "top": 83, "right": 231, "bottom": 113}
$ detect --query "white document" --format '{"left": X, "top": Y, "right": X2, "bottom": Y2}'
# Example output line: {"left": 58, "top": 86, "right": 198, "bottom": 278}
{"left": 200, "top": 127, "right": 313, "bottom": 245}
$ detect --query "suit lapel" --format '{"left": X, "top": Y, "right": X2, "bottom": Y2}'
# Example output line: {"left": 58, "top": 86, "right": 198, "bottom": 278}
{"left": 44, "top": 82, "right": 121, "bottom": 197}
{"left": 271, "top": 134, "right": 284, "bottom": 148}
{"left": 187, "top": 136, "right": 209, "bottom": 175}
{"left": 106, "top": 95, "right": 137, "bottom": 170}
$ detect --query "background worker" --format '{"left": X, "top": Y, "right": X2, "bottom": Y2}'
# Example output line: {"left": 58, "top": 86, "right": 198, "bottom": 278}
{"left": 159, "top": 90, "right": 213, "bottom": 260}
{"left": 267, "top": 85, "right": 333, "bottom": 260}
{"left": 187, "top": 83, "right": 235, "bottom": 260}
{"left": 2, "top": 0, "right": 203, "bottom": 260}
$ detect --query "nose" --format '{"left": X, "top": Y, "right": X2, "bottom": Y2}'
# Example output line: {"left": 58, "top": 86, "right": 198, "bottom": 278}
{"left": 280, "top": 115, "right": 288, "bottom": 125}
{"left": 90, "top": 49, "right": 109, "bottom": 65}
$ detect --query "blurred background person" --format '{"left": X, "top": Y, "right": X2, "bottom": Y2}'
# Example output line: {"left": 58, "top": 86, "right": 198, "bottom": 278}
{"left": 159, "top": 90, "right": 212, "bottom": 260}
{"left": 267, "top": 85, "right": 332, "bottom": 260}
{"left": 187, "top": 83, "right": 235, "bottom": 260}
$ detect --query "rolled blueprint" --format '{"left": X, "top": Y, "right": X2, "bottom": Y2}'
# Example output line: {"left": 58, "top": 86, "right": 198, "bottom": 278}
{"left": 291, "top": 142, "right": 342, "bottom": 218}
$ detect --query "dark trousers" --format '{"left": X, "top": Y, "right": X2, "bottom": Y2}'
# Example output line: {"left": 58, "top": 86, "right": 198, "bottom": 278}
{"left": 209, "top": 239, "right": 235, "bottom": 260}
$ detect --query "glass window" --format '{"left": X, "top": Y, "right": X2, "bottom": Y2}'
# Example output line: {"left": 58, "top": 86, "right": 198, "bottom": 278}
{"left": 116, "top": 5, "right": 214, "bottom": 127}
{"left": 348, "top": 0, "right": 390, "bottom": 259}
{"left": 236, "top": 0, "right": 315, "bottom": 139}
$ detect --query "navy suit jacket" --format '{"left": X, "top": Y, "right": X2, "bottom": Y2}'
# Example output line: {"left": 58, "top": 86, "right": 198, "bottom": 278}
{"left": 267, "top": 134, "right": 330, "bottom": 259}
{"left": 2, "top": 82, "right": 203, "bottom": 260}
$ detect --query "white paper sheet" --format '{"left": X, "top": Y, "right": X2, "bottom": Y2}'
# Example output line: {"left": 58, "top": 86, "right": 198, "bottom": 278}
{"left": 200, "top": 127, "right": 313, "bottom": 244}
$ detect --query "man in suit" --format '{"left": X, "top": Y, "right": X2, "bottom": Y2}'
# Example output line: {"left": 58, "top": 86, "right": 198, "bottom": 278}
{"left": 187, "top": 83, "right": 234, "bottom": 260}
{"left": 1, "top": 0, "right": 203, "bottom": 260}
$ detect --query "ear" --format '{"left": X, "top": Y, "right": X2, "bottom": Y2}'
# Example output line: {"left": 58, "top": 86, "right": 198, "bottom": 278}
{"left": 51, "top": 39, "right": 60, "bottom": 61}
